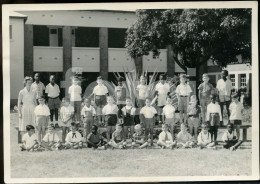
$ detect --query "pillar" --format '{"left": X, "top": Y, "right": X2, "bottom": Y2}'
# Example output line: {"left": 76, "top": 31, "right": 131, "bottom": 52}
{"left": 235, "top": 73, "right": 239, "bottom": 91}
{"left": 99, "top": 27, "right": 108, "bottom": 80}
{"left": 166, "top": 45, "right": 175, "bottom": 77}
{"left": 134, "top": 56, "right": 143, "bottom": 76}
{"left": 24, "top": 24, "right": 34, "bottom": 77}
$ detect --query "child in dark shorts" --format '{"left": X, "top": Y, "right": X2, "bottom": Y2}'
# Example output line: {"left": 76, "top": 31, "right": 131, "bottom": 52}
{"left": 108, "top": 124, "right": 127, "bottom": 149}
{"left": 222, "top": 123, "right": 242, "bottom": 151}
{"left": 87, "top": 125, "right": 107, "bottom": 150}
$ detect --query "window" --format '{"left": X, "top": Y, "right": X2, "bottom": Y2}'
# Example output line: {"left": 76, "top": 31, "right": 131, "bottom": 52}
{"left": 108, "top": 28, "right": 127, "bottom": 48}
{"left": 50, "top": 29, "right": 57, "bottom": 34}
{"left": 9, "top": 25, "right": 12, "bottom": 39}
{"left": 240, "top": 74, "right": 246, "bottom": 87}
{"left": 229, "top": 74, "right": 235, "bottom": 87}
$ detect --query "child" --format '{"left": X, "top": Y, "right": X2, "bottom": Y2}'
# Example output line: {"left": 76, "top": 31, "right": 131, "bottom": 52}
{"left": 19, "top": 125, "right": 39, "bottom": 151}
{"left": 108, "top": 124, "right": 127, "bottom": 149}
{"left": 121, "top": 97, "right": 136, "bottom": 139}
{"left": 206, "top": 94, "right": 222, "bottom": 142}
{"left": 198, "top": 73, "right": 214, "bottom": 123}
{"left": 229, "top": 93, "right": 244, "bottom": 140}
{"left": 93, "top": 76, "right": 109, "bottom": 125}
{"left": 45, "top": 75, "right": 61, "bottom": 128}
{"left": 41, "top": 124, "right": 61, "bottom": 151}
{"left": 65, "top": 122, "right": 83, "bottom": 149}
{"left": 162, "top": 97, "right": 176, "bottom": 137}
{"left": 197, "top": 123, "right": 215, "bottom": 149}
{"left": 60, "top": 97, "right": 75, "bottom": 143}
{"left": 81, "top": 98, "right": 96, "bottom": 140}
{"left": 31, "top": 73, "right": 45, "bottom": 104}
{"left": 136, "top": 75, "right": 148, "bottom": 108}
{"left": 187, "top": 95, "right": 201, "bottom": 141}
{"left": 114, "top": 77, "right": 127, "bottom": 112}
{"left": 131, "top": 124, "right": 148, "bottom": 149}
{"left": 34, "top": 95, "right": 50, "bottom": 143}
{"left": 102, "top": 96, "right": 119, "bottom": 142}
{"left": 154, "top": 74, "right": 170, "bottom": 123}
{"left": 222, "top": 123, "right": 242, "bottom": 151}
{"left": 175, "top": 74, "right": 192, "bottom": 124}
{"left": 157, "top": 124, "right": 176, "bottom": 149}
{"left": 87, "top": 125, "right": 107, "bottom": 150}
{"left": 68, "top": 76, "right": 82, "bottom": 124}
{"left": 176, "top": 123, "right": 194, "bottom": 148}
{"left": 140, "top": 97, "right": 157, "bottom": 146}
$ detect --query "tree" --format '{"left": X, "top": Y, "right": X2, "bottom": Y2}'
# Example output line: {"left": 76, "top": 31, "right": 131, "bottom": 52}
{"left": 125, "top": 9, "right": 251, "bottom": 79}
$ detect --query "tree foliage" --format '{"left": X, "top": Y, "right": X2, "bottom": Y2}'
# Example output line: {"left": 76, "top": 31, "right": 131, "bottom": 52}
{"left": 125, "top": 9, "right": 251, "bottom": 69}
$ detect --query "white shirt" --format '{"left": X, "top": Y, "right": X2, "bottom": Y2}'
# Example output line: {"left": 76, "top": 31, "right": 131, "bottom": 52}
{"left": 155, "top": 82, "right": 170, "bottom": 95}
{"left": 140, "top": 106, "right": 157, "bottom": 118}
{"left": 45, "top": 83, "right": 60, "bottom": 98}
{"left": 175, "top": 83, "right": 192, "bottom": 96}
{"left": 158, "top": 131, "right": 173, "bottom": 142}
{"left": 136, "top": 84, "right": 148, "bottom": 99}
{"left": 217, "top": 79, "right": 232, "bottom": 96}
{"left": 60, "top": 105, "right": 74, "bottom": 120}
{"left": 81, "top": 105, "right": 96, "bottom": 117}
{"left": 197, "top": 131, "right": 212, "bottom": 144}
{"left": 31, "top": 81, "right": 45, "bottom": 99}
{"left": 102, "top": 104, "right": 119, "bottom": 115}
{"left": 22, "top": 133, "right": 38, "bottom": 149}
{"left": 222, "top": 130, "right": 237, "bottom": 142}
{"left": 176, "top": 131, "right": 193, "bottom": 143}
{"left": 206, "top": 102, "right": 222, "bottom": 121}
{"left": 68, "top": 84, "right": 82, "bottom": 101}
{"left": 43, "top": 132, "right": 60, "bottom": 143}
{"left": 34, "top": 104, "right": 50, "bottom": 116}
{"left": 93, "top": 85, "right": 108, "bottom": 96}
{"left": 162, "top": 105, "right": 175, "bottom": 119}
{"left": 66, "top": 131, "right": 83, "bottom": 143}
{"left": 121, "top": 106, "right": 136, "bottom": 116}
{"left": 229, "top": 102, "right": 244, "bottom": 120}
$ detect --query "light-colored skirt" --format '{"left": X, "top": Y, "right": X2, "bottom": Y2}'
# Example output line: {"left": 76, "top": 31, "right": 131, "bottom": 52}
{"left": 19, "top": 104, "right": 36, "bottom": 131}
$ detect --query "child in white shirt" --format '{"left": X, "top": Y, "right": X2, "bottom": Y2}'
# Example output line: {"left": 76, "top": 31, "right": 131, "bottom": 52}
{"left": 222, "top": 123, "right": 242, "bottom": 151}
{"left": 162, "top": 97, "right": 176, "bottom": 137}
{"left": 19, "top": 125, "right": 39, "bottom": 151}
{"left": 157, "top": 124, "right": 176, "bottom": 149}
{"left": 136, "top": 75, "right": 148, "bottom": 108}
{"left": 197, "top": 123, "right": 215, "bottom": 149}
{"left": 176, "top": 123, "right": 194, "bottom": 148}
{"left": 41, "top": 124, "right": 61, "bottom": 151}
{"left": 65, "top": 122, "right": 83, "bottom": 149}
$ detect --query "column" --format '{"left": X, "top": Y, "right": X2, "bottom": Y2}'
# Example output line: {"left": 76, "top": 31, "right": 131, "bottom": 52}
{"left": 166, "top": 45, "right": 175, "bottom": 77}
{"left": 99, "top": 27, "right": 108, "bottom": 80}
{"left": 235, "top": 73, "right": 239, "bottom": 91}
{"left": 134, "top": 56, "right": 143, "bottom": 76}
{"left": 24, "top": 24, "right": 34, "bottom": 77}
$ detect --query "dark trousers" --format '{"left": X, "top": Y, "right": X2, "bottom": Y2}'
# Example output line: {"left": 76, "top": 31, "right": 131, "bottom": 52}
{"left": 209, "top": 125, "right": 218, "bottom": 141}
{"left": 223, "top": 140, "right": 242, "bottom": 149}
{"left": 220, "top": 101, "right": 231, "bottom": 121}
{"left": 50, "top": 109, "right": 59, "bottom": 122}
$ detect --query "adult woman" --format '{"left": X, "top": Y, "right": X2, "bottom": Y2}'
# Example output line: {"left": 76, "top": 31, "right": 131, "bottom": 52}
{"left": 18, "top": 76, "right": 37, "bottom": 131}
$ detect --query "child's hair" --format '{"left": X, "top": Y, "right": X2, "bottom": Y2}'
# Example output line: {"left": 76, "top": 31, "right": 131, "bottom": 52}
{"left": 50, "top": 75, "right": 55, "bottom": 80}
{"left": 72, "top": 75, "right": 79, "bottom": 81}
{"left": 201, "top": 123, "right": 209, "bottom": 129}
{"left": 226, "top": 123, "right": 234, "bottom": 129}
{"left": 34, "top": 73, "right": 40, "bottom": 77}
{"left": 180, "top": 123, "right": 187, "bottom": 129}
{"left": 222, "top": 70, "right": 228, "bottom": 75}
{"left": 134, "top": 124, "right": 142, "bottom": 130}
{"left": 210, "top": 94, "right": 216, "bottom": 99}
{"left": 97, "top": 76, "right": 103, "bottom": 80}
{"left": 26, "top": 125, "right": 35, "bottom": 131}
{"left": 23, "top": 76, "right": 33, "bottom": 86}
{"left": 159, "top": 74, "right": 166, "bottom": 80}
{"left": 38, "top": 95, "right": 46, "bottom": 100}
{"left": 92, "top": 124, "right": 98, "bottom": 130}
{"left": 179, "top": 74, "right": 187, "bottom": 79}
{"left": 162, "top": 123, "right": 168, "bottom": 128}
{"left": 62, "top": 97, "right": 70, "bottom": 102}
{"left": 71, "top": 122, "right": 76, "bottom": 127}
{"left": 140, "top": 75, "right": 146, "bottom": 79}
{"left": 145, "top": 97, "right": 152, "bottom": 101}
{"left": 84, "top": 97, "right": 91, "bottom": 102}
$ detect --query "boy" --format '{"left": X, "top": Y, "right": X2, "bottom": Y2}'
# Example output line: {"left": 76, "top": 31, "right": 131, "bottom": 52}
{"left": 31, "top": 73, "right": 45, "bottom": 104}
{"left": 175, "top": 74, "right": 192, "bottom": 124}
{"left": 154, "top": 74, "right": 170, "bottom": 123}
{"left": 197, "top": 123, "right": 215, "bottom": 149}
{"left": 34, "top": 95, "right": 50, "bottom": 143}
{"left": 65, "top": 122, "right": 83, "bottom": 149}
{"left": 93, "top": 76, "right": 109, "bottom": 125}
{"left": 198, "top": 73, "right": 214, "bottom": 123}
{"left": 216, "top": 70, "right": 232, "bottom": 125}
{"left": 19, "top": 125, "right": 39, "bottom": 151}
{"left": 68, "top": 76, "right": 82, "bottom": 124}
{"left": 41, "top": 124, "right": 61, "bottom": 151}
{"left": 114, "top": 77, "right": 127, "bottom": 112}
{"left": 45, "top": 75, "right": 61, "bottom": 128}
{"left": 140, "top": 97, "right": 157, "bottom": 146}
{"left": 176, "top": 123, "right": 194, "bottom": 148}
{"left": 102, "top": 96, "right": 119, "bottom": 142}
{"left": 162, "top": 97, "right": 176, "bottom": 137}
{"left": 60, "top": 97, "right": 74, "bottom": 143}
{"left": 206, "top": 94, "right": 222, "bottom": 142}
{"left": 87, "top": 125, "right": 107, "bottom": 150}
{"left": 132, "top": 124, "right": 148, "bottom": 149}
{"left": 81, "top": 98, "right": 96, "bottom": 140}
{"left": 121, "top": 97, "right": 136, "bottom": 139}
{"left": 136, "top": 75, "right": 148, "bottom": 108}
{"left": 229, "top": 93, "right": 244, "bottom": 140}
{"left": 187, "top": 95, "right": 201, "bottom": 141}
{"left": 222, "top": 123, "right": 242, "bottom": 151}
{"left": 108, "top": 124, "right": 127, "bottom": 149}
{"left": 157, "top": 124, "right": 176, "bottom": 149}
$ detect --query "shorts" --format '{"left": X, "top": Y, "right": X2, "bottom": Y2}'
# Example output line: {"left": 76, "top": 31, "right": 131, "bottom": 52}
{"left": 59, "top": 119, "right": 72, "bottom": 127}
{"left": 178, "top": 96, "right": 188, "bottom": 112}
{"left": 36, "top": 116, "right": 48, "bottom": 129}
{"left": 48, "top": 97, "right": 61, "bottom": 109}
{"left": 124, "top": 116, "right": 135, "bottom": 126}
{"left": 230, "top": 120, "right": 242, "bottom": 125}
{"left": 165, "top": 118, "right": 176, "bottom": 126}
{"left": 219, "top": 95, "right": 231, "bottom": 102}
{"left": 95, "top": 95, "right": 107, "bottom": 106}
{"left": 137, "top": 99, "right": 145, "bottom": 107}
{"left": 188, "top": 117, "right": 200, "bottom": 128}
{"left": 144, "top": 118, "right": 154, "bottom": 129}
{"left": 200, "top": 98, "right": 211, "bottom": 108}
{"left": 105, "top": 114, "right": 117, "bottom": 126}
{"left": 157, "top": 94, "right": 167, "bottom": 107}
{"left": 87, "top": 140, "right": 106, "bottom": 148}
{"left": 71, "top": 101, "right": 81, "bottom": 115}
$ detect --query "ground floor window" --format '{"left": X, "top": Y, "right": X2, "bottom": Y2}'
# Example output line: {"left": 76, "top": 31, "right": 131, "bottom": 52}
{"left": 240, "top": 74, "right": 247, "bottom": 87}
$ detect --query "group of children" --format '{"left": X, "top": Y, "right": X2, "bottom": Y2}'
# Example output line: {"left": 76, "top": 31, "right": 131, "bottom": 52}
{"left": 19, "top": 70, "right": 244, "bottom": 151}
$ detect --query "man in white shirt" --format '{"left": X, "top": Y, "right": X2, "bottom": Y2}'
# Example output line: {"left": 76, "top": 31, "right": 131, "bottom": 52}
{"left": 31, "top": 73, "right": 45, "bottom": 104}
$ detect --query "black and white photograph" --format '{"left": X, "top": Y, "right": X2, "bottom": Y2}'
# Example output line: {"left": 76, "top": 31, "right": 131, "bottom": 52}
{"left": 2, "top": 2, "right": 259, "bottom": 183}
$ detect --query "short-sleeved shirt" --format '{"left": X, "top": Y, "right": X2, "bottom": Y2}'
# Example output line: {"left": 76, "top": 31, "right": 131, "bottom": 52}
{"left": 102, "top": 104, "right": 119, "bottom": 115}
{"left": 206, "top": 103, "right": 222, "bottom": 121}
{"left": 176, "top": 131, "right": 193, "bottom": 144}
{"left": 175, "top": 83, "right": 192, "bottom": 96}
{"left": 68, "top": 84, "right": 82, "bottom": 101}
{"left": 111, "top": 131, "right": 126, "bottom": 142}
{"left": 43, "top": 132, "right": 60, "bottom": 143}
{"left": 93, "top": 85, "right": 108, "bottom": 96}
{"left": 229, "top": 102, "right": 244, "bottom": 120}
{"left": 34, "top": 104, "right": 50, "bottom": 116}
{"left": 197, "top": 131, "right": 211, "bottom": 144}
{"left": 162, "top": 105, "right": 175, "bottom": 119}
{"left": 136, "top": 84, "right": 148, "bottom": 99}
{"left": 31, "top": 81, "right": 45, "bottom": 99}
{"left": 155, "top": 82, "right": 170, "bottom": 95}
{"left": 222, "top": 130, "right": 236, "bottom": 142}
{"left": 65, "top": 131, "right": 83, "bottom": 143}
{"left": 140, "top": 106, "right": 157, "bottom": 118}
{"left": 217, "top": 79, "right": 232, "bottom": 96}
{"left": 22, "top": 133, "right": 38, "bottom": 148}
{"left": 121, "top": 106, "right": 136, "bottom": 116}
{"left": 158, "top": 131, "right": 173, "bottom": 142}
{"left": 198, "top": 82, "right": 214, "bottom": 99}
{"left": 45, "top": 83, "right": 60, "bottom": 98}
{"left": 132, "top": 132, "right": 147, "bottom": 142}
{"left": 187, "top": 104, "right": 201, "bottom": 118}
{"left": 81, "top": 105, "right": 96, "bottom": 117}
{"left": 60, "top": 105, "right": 74, "bottom": 120}
{"left": 115, "top": 86, "right": 127, "bottom": 102}
{"left": 87, "top": 132, "right": 102, "bottom": 144}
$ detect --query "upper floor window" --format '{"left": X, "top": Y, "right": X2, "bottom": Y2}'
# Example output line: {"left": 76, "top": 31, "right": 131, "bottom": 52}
{"left": 229, "top": 74, "right": 235, "bottom": 87}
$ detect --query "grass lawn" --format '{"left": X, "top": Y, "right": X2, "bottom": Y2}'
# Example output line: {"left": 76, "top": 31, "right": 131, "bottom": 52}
{"left": 9, "top": 113, "right": 252, "bottom": 178}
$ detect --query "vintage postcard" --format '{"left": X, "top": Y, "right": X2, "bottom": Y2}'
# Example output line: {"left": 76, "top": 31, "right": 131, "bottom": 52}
{"left": 2, "top": 1, "right": 259, "bottom": 183}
